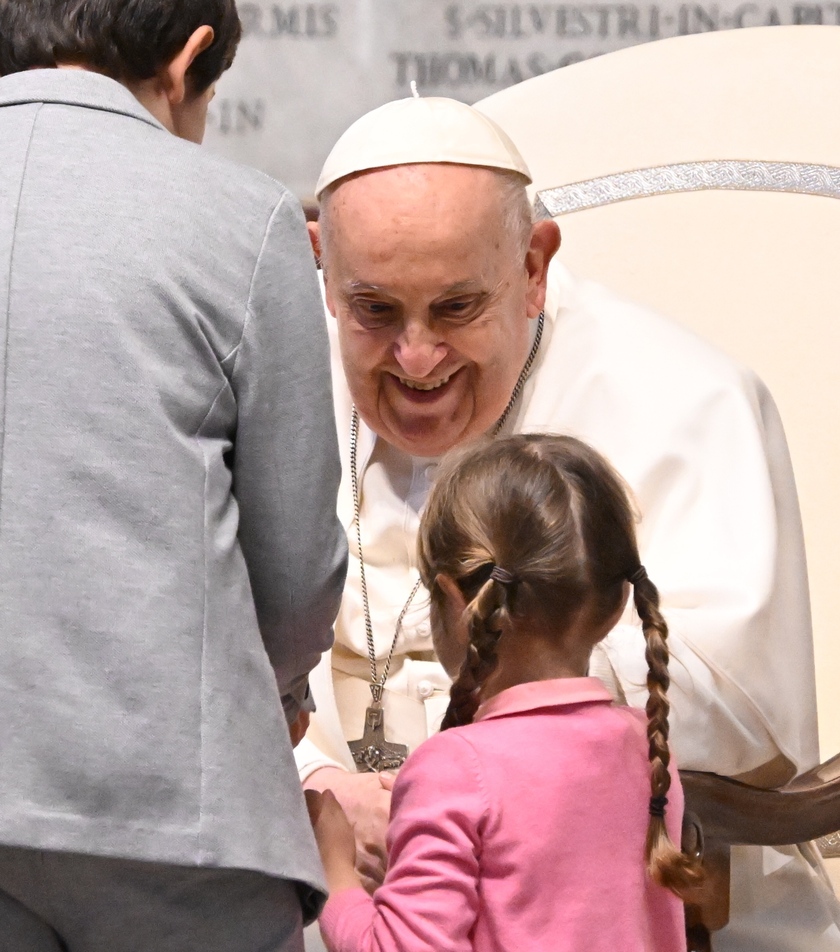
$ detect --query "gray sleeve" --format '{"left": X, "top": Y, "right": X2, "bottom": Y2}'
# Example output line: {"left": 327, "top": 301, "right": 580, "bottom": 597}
{"left": 231, "top": 190, "right": 347, "bottom": 722}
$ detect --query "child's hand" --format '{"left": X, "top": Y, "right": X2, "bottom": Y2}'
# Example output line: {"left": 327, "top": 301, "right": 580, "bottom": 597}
{"left": 305, "top": 789, "right": 363, "bottom": 894}
{"left": 304, "top": 768, "right": 394, "bottom": 893}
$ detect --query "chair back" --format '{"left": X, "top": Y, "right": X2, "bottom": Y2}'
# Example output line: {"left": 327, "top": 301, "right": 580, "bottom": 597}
{"left": 477, "top": 25, "right": 840, "bottom": 760}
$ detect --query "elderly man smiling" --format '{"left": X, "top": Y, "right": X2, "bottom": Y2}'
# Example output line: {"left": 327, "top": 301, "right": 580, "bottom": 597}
{"left": 298, "top": 97, "right": 840, "bottom": 950}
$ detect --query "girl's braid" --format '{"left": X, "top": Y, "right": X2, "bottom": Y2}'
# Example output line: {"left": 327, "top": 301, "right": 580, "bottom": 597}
{"left": 632, "top": 570, "right": 703, "bottom": 898}
{"left": 441, "top": 576, "right": 508, "bottom": 730}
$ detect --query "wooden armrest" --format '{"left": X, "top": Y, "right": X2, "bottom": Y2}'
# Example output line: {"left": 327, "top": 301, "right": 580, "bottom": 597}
{"left": 680, "top": 765, "right": 840, "bottom": 846}
{"left": 784, "top": 751, "right": 840, "bottom": 790}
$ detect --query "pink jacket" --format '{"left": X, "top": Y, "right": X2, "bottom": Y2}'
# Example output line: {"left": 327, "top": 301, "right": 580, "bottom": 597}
{"left": 320, "top": 678, "right": 687, "bottom": 952}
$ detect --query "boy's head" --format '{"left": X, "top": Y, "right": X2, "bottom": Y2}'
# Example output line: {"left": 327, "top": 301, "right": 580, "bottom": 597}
{"left": 0, "top": 0, "right": 241, "bottom": 93}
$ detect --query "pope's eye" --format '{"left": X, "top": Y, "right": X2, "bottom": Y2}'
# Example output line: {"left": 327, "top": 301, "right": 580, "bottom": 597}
{"left": 351, "top": 298, "right": 392, "bottom": 314}
{"left": 350, "top": 299, "right": 399, "bottom": 329}
{"left": 435, "top": 298, "right": 480, "bottom": 321}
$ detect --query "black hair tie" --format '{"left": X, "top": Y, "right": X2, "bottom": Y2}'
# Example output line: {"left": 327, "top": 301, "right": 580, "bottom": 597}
{"left": 627, "top": 565, "right": 648, "bottom": 585}
{"left": 489, "top": 565, "right": 517, "bottom": 585}
{"left": 649, "top": 795, "right": 668, "bottom": 818}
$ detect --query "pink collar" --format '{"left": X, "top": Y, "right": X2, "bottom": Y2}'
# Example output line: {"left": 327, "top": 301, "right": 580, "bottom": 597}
{"left": 475, "top": 677, "right": 613, "bottom": 722}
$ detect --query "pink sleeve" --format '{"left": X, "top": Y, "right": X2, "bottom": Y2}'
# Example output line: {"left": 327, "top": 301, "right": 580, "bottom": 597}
{"left": 319, "top": 732, "right": 488, "bottom": 952}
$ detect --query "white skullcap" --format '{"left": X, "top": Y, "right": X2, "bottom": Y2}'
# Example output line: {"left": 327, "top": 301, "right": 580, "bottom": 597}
{"left": 315, "top": 96, "right": 532, "bottom": 200}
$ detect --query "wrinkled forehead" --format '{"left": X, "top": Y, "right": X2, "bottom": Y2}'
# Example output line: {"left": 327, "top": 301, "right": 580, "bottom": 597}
{"left": 320, "top": 163, "right": 516, "bottom": 254}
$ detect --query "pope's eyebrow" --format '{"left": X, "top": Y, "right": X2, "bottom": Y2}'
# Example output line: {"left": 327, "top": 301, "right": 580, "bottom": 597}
{"left": 437, "top": 281, "right": 484, "bottom": 296}
{"left": 434, "top": 278, "right": 507, "bottom": 303}
{"left": 343, "top": 278, "right": 499, "bottom": 298}
{"left": 346, "top": 281, "right": 389, "bottom": 294}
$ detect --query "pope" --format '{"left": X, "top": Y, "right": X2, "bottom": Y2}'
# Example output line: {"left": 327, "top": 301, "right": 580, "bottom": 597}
{"left": 298, "top": 96, "right": 840, "bottom": 950}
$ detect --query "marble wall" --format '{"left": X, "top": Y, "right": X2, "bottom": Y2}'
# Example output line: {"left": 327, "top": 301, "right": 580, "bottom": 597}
{"left": 203, "top": 3, "right": 832, "bottom": 200}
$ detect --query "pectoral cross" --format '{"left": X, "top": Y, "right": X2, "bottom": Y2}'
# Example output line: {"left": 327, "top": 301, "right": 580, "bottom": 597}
{"left": 348, "top": 705, "right": 408, "bottom": 773}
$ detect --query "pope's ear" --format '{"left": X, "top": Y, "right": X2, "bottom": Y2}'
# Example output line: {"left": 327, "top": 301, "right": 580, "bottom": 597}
{"left": 525, "top": 219, "right": 561, "bottom": 318}
{"left": 308, "top": 220, "right": 337, "bottom": 316}
{"left": 307, "top": 221, "right": 322, "bottom": 263}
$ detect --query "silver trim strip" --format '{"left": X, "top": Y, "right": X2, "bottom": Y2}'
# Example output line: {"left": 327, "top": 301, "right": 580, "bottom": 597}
{"left": 536, "top": 161, "right": 840, "bottom": 218}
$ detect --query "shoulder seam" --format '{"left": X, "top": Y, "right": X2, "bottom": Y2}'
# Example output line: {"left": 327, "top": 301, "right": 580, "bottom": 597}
{"left": 227, "top": 191, "right": 291, "bottom": 379}
{"left": 0, "top": 102, "right": 43, "bottom": 532}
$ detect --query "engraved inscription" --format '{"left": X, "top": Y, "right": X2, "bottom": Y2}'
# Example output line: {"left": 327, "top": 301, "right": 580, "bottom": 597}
{"left": 207, "top": 99, "right": 267, "bottom": 135}
{"left": 202, "top": 0, "right": 837, "bottom": 196}
{"left": 391, "top": 50, "right": 587, "bottom": 87}
{"left": 442, "top": 1, "right": 840, "bottom": 42}
{"left": 238, "top": 3, "right": 339, "bottom": 38}
{"left": 386, "top": 3, "right": 840, "bottom": 90}
{"left": 445, "top": 4, "right": 664, "bottom": 38}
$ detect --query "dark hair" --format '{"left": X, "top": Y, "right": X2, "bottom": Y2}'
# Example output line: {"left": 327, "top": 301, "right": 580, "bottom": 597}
{"left": 0, "top": 0, "right": 241, "bottom": 92}
{"left": 418, "top": 433, "right": 703, "bottom": 899}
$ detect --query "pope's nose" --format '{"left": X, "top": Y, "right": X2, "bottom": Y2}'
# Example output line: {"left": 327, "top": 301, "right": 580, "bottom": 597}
{"left": 394, "top": 324, "right": 447, "bottom": 380}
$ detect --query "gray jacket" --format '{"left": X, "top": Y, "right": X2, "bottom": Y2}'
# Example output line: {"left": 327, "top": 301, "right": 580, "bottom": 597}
{"left": 0, "top": 69, "right": 346, "bottom": 912}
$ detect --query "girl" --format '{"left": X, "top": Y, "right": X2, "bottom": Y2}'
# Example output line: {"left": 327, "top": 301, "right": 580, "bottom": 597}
{"left": 308, "top": 434, "right": 702, "bottom": 951}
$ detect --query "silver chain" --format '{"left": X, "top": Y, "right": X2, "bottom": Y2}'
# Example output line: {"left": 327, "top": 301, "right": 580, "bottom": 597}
{"left": 492, "top": 310, "right": 544, "bottom": 436}
{"left": 350, "top": 310, "right": 545, "bottom": 705}
{"left": 350, "top": 411, "right": 421, "bottom": 704}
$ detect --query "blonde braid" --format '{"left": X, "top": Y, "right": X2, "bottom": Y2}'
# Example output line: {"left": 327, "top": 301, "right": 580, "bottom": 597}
{"left": 632, "top": 569, "right": 704, "bottom": 898}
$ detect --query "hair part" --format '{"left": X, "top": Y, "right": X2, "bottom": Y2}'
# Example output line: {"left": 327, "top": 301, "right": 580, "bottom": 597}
{"left": 0, "top": 0, "right": 241, "bottom": 92}
{"left": 420, "top": 434, "right": 627, "bottom": 727}
{"left": 418, "top": 433, "right": 704, "bottom": 898}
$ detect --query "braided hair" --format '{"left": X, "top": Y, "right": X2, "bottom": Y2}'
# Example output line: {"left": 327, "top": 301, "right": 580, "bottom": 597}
{"left": 417, "top": 433, "right": 703, "bottom": 898}
{"left": 631, "top": 566, "right": 704, "bottom": 896}
{"left": 440, "top": 567, "right": 510, "bottom": 730}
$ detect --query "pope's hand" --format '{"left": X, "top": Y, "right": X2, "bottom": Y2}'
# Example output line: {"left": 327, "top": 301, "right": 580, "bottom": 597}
{"left": 305, "top": 789, "right": 360, "bottom": 894}
{"left": 304, "top": 766, "right": 396, "bottom": 894}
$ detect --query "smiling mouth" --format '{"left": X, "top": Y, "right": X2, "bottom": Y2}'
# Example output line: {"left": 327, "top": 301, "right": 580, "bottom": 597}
{"left": 397, "top": 374, "right": 452, "bottom": 391}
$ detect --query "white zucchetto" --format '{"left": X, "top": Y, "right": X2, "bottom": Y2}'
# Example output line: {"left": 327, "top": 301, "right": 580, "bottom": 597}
{"left": 315, "top": 96, "right": 532, "bottom": 200}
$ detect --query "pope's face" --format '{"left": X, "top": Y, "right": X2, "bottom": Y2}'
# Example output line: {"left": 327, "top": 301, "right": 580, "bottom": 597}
{"left": 320, "top": 164, "right": 557, "bottom": 458}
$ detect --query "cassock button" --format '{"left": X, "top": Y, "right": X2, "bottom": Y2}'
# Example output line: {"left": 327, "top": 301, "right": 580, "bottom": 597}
{"left": 417, "top": 679, "right": 434, "bottom": 699}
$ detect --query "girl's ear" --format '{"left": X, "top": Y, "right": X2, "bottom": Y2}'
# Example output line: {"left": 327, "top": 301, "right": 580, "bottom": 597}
{"left": 598, "top": 581, "right": 631, "bottom": 640}
{"left": 435, "top": 573, "right": 469, "bottom": 629}
{"left": 431, "top": 573, "right": 472, "bottom": 678}
{"left": 614, "top": 581, "right": 631, "bottom": 627}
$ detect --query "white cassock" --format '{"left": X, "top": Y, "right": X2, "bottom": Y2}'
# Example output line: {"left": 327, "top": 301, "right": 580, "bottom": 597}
{"left": 297, "top": 262, "right": 840, "bottom": 950}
